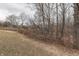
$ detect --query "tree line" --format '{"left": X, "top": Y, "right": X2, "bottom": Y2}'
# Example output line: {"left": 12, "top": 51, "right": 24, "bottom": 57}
{"left": 0, "top": 3, "right": 79, "bottom": 49}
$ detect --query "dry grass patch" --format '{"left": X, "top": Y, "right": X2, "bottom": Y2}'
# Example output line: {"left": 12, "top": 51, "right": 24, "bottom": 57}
{"left": 0, "top": 30, "right": 53, "bottom": 56}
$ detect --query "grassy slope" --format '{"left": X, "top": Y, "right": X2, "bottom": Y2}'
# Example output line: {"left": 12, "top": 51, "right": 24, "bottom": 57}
{"left": 0, "top": 30, "right": 53, "bottom": 56}
{"left": 0, "top": 30, "right": 79, "bottom": 56}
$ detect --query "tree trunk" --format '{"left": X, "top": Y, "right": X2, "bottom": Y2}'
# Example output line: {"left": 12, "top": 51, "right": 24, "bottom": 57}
{"left": 48, "top": 3, "right": 51, "bottom": 33}
{"left": 41, "top": 4, "right": 45, "bottom": 34}
{"left": 59, "top": 3, "right": 65, "bottom": 40}
{"left": 56, "top": 3, "right": 59, "bottom": 39}
{"left": 73, "top": 3, "right": 79, "bottom": 49}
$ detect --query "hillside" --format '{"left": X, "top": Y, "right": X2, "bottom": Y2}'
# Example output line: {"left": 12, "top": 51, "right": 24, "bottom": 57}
{"left": 0, "top": 30, "right": 79, "bottom": 56}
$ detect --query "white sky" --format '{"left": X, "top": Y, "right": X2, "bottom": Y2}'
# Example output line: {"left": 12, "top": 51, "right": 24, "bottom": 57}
{"left": 0, "top": 3, "right": 35, "bottom": 22}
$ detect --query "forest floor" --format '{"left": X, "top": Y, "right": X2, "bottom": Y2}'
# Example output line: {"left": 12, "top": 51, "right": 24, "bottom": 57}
{"left": 0, "top": 30, "right": 79, "bottom": 56}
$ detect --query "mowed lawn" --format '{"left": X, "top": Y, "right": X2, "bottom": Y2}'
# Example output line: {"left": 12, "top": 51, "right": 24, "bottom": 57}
{"left": 0, "top": 30, "right": 53, "bottom": 56}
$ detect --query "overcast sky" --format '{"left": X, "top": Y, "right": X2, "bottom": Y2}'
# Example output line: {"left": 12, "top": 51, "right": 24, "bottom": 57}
{"left": 0, "top": 3, "right": 35, "bottom": 22}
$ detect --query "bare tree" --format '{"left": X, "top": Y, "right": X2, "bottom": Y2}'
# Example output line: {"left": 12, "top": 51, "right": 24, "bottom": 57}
{"left": 35, "top": 3, "right": 55, "bottom": 33}
{"left": 19, "top": 12, "right": 27, "bottom": 27}
{"left": 56, "top": 3, "right": 59, "bottom": 39}
{"left": 61, "top": 3, "right": 65, "bottom": 40}
{"left": 6, "top": 15, "right": 19, "bottom": 27}
{"left": 73, "top": 3, "right": 79, "bottom": 49}
{"left": 59, "top": 3, "right": 69, "bottom": 40}
{"left": 34, "top": 3, "right": 45, "bottom": 34}
{"left": 44, "top": 3, "right": 51, "bottom": 33}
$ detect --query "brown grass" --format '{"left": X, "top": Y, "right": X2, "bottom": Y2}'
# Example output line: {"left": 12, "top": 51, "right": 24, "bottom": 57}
{"left": 0, "top": 28, "right": 79, "bottom": 56}
{"left": 0, "top": 30, "right": 53, "bottom": 56}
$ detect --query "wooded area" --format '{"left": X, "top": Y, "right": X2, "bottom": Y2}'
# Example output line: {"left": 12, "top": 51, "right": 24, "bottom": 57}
{"left": 0, "top": 3, "right": 79, "bottom": 49}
